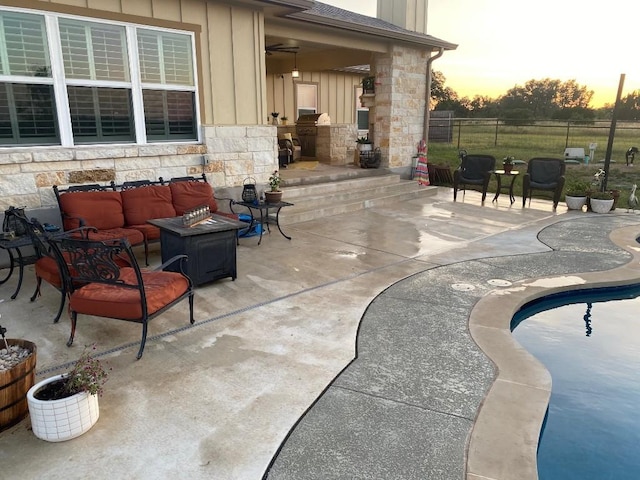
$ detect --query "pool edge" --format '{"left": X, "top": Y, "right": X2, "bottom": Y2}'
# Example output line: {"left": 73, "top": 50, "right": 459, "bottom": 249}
{"left": 466, "top": 224, "right": 640, "bottom": 480}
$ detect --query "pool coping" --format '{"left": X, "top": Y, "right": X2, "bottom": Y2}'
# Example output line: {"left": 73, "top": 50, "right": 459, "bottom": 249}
{"left": 466, "top": 224, "right": 640, "bottom": 480}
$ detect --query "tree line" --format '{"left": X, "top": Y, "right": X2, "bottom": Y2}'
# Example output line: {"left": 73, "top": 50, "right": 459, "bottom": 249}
{"left": 431, "top": 71, "right": 640, "bottom": 122}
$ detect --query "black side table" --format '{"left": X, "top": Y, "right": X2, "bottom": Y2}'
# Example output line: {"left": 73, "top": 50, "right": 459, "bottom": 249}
{"left": 232, "top": 201, "right": 294, "bottom": 245}
{"left": 0, "top": 234, "right": 37, "bottom": 300}
{"left": 492, "top": 170, "right": 519, "bottom": 204}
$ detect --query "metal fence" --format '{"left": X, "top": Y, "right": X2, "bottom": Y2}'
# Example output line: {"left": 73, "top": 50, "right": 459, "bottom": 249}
{"left": 429, "top": 118, "right": 640, "bottom": 162}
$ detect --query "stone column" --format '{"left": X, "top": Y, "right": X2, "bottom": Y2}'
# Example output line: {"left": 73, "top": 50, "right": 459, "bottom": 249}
{"left": 371, "top": 46, "right": 429, "bottom": 175}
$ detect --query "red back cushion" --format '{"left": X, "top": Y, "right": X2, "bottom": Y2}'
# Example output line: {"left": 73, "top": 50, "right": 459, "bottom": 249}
{"left": 169, "top": 181, "right": 218, "bottom": 215}
{"left": 59, "top": 191, "right": 125, "bottom": 231}
{"left": 121, "top": 185, "right": 176, "bottom": 225}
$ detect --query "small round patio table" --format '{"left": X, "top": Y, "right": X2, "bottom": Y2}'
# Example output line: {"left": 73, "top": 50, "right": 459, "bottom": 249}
{"left": 492, "top": 170, "right": 519, "bottom": 204}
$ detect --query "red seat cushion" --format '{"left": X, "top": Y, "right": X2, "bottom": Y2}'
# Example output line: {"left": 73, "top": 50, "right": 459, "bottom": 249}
{"left": 121, "top": 185, "right": 176, "bottom": 225}
{"left": 34, "top": 256, "right": 62, "bottom": 288}
{"left": 59, "top": 191, "right": 125, "bottom": 231}
{"left": 69, "top": 267, "right": 190, "bottom": 320}
{"left": 169, "top": 181, "right": 218, "bottom": 215}
{"left": 128, "top": 224, "right": 161, "bottom": 241}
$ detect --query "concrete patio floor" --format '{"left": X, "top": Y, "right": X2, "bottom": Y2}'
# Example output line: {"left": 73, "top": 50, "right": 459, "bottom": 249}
{"left": 1, "top": 186, "right": 638, "bottom": 479}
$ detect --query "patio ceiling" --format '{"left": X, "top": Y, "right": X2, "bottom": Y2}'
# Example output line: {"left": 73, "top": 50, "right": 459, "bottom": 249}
{"left": 265, "top": 35, "right": 373, "bottom": 75}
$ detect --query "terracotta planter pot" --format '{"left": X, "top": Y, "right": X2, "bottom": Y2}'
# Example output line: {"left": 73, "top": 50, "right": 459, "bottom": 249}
{"left": 265, "top": 191, "right": 283, "bottom": 204}
{"left": 27, "top": 374, "right": 100, "bottom": 442}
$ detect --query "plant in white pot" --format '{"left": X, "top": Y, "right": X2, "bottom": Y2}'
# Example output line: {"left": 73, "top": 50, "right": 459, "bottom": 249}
{"left": 564, "top": 179, "right": 590, "bottom": 210}
{"left": 589, "top": 191, "right": 615, "bottom": 214}
{"left": 356, "top": 135, "right": 373, "bottom": 152}
{"left": 27, "top": 345, "right": 108, "bottom": 442}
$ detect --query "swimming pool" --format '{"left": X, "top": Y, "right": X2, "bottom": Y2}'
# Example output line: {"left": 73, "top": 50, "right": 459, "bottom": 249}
{"left": 511, "top": 284, "right": 640, "bottom": 480}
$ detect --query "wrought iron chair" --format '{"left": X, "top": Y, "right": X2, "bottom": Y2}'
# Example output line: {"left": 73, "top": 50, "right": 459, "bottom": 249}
{"left": 453, "top": 152, "right": 496, "bottom": 202}
{"left": 48, "top": 236, "right": 195, "bottom": 359}
{"left": 522, "top": 158, "right": 566, "bottom": 209}
{"left": 13, "top": 214, "right": 96, "bottom": 323}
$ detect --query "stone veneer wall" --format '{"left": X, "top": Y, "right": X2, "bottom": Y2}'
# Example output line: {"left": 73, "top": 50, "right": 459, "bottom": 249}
{"left": 316, "top": 124, "right": 358, "bottom": 166}
{"left": 372, "top": 45, "right": 429, "bottom": 175}
{"left": 0, "top": 125, "right": 278, "bottom": 210}
{"left": 203, "top": 125, "right": 278, "bottom": 185}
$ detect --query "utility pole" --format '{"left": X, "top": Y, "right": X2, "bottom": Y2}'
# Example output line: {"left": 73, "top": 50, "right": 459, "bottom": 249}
{"left": 602, "top": 73, "right": 625, "bottom": 192}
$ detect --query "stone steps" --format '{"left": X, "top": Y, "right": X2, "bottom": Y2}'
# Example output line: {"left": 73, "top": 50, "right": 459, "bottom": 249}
{"left": 277, "top": 171, "right": 438, "bottom": 224}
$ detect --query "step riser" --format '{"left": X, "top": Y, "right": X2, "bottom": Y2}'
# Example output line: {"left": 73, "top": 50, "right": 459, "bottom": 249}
{"left": 280, "top": 184, "right": 437, "bottom": 224}
{"left": 282, "top": 175, "right": 402, "bottom": 200}
{"left": 284, "top": 182, "right": 430, "bottom": 211}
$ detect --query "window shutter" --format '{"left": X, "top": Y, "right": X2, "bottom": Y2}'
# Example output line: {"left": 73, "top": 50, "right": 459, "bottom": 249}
{"left": 137, "top": 30, "right": 193, "bottom": 86}
{"left": 59, "top": 19, "right": 128, "bottom": 81}
{"left": 0, "top": 12, "right": 49, "bottom": 77}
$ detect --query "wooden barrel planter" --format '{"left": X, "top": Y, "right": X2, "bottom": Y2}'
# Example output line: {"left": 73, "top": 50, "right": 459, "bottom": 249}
{"left": 0, "top": 339, "right": 37, "bottom": 432}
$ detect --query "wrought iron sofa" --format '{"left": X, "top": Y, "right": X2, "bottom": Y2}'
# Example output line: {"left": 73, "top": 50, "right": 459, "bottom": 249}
{"left": 53, "top": 174, "right": 235, "bottom": 264}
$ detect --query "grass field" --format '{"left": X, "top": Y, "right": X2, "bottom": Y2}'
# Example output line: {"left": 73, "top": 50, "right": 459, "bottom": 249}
{"left": 427, "top": 120, "right": 640, "bottom": 209}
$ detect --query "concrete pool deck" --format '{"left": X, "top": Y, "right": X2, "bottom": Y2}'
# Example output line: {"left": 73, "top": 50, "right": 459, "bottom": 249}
{"left": 1, "top": 188, "right": 639, "bottom": 479}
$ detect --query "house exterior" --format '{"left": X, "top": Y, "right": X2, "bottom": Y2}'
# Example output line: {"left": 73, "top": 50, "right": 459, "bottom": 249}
{"left": 0, "top": 0, "right": 455, "bottom": 212}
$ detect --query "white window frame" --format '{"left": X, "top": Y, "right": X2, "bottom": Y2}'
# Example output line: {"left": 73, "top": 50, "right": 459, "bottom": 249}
{"left": 295, "top": 82, "right": 317, "bottom": 120}
{"left": 0, "top": 6, "right": 200, "bottom": 147}
{"left": 355, "top": 86, "right": 369, "bottom": 136}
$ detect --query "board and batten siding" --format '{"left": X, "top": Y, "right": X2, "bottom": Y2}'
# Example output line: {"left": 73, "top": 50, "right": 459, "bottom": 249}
{"left": 267, "top": 71, "right": 364, "bottom": 125}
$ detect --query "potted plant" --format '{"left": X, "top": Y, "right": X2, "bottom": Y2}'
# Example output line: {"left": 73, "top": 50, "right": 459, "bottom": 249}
{"left": 362, "top": 76, "right": 375, "bottom": 94}
{"left": 0, "top": 325, "right": 36, "bottom": 432}
{"left": 356, "top": 135, "right": 373, "bottom": 152}
{"left": 281, "top": 116, "right": 288, "bottom": 125}
{"left": 27, "top": 345, "right": 108, "bottom": 442}
{"left": 564, "top": 179, "right": 590, "bottom": 210}
{"left": 265, "top": 170, "right": 283, "bottom": 204}
{"left": 270, "top": 112, "right": 279, "bottom": 125}
{"left": 589, "top": 191, "right": 615, "bottom": 214}
{"left": 502, "top": 156, "right": 514, "bottom": 174}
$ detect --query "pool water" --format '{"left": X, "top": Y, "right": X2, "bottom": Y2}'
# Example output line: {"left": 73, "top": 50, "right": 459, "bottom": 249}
{"left": 511, "top": 285, "right": 640, "bottom": 480}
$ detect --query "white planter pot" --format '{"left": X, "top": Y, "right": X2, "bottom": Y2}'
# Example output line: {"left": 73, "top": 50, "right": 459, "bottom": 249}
{"left": 565, "top": 195, "right": 587, "bottom": 210}
{"left": 357, "top": 143, "right": 373, "bottom": 152}
{"left": 590, "top": 198, "right": 614, "bottom": 214}
{"left": 27, "top": 374, "right": 99, "bottom": 442}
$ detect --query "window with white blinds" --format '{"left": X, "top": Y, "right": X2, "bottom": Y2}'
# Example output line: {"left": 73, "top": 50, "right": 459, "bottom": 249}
{"left": 143, "top": 90, "right": 195, "bottom": 140}
{"left": 137, "top": 30, "right": 193, "bottom": 86}
{"left": 0, "top": 11, "right": 50, "bottom": 77}
{"left": 59, "top": 19, "right": 129, "bottom": 82}
{"left": 0, "top": 11, "right": 57, "bottom": 144}
{"left": 0, "top": 7, "right": 199, "bottom": 147}
{"left": 296, "top": 83, "right": 317, "bottom": 120}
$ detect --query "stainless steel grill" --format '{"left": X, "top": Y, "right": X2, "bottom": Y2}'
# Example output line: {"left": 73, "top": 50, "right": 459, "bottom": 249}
{"left": 296, "top": 113, "right": 330, "bottom": 158}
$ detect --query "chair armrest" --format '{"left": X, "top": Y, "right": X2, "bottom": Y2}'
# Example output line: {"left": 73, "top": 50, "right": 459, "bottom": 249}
{"left": 155, "top": 254, "right": 189, "bottom": 274}
{"left": 49, "top": 225, "right": 98, "bottom": 240}
{"left": 62, "top": 225, "right": 98, "bottom": 238}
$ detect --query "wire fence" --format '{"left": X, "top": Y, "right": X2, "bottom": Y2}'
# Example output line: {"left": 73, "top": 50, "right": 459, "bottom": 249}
{"left": 429, "top": 118, "right": 640, "bottom": 163}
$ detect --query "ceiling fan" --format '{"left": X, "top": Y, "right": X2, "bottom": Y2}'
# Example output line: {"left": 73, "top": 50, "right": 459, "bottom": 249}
{"left": 265, "top": 43, "right": 299, "bottom": 55}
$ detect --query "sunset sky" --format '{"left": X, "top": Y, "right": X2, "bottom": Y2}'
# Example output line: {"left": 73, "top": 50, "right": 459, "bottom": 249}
{"left": 324, "top": 0, "right": 639, "bottom": 107}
